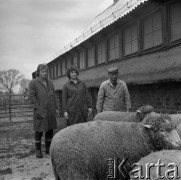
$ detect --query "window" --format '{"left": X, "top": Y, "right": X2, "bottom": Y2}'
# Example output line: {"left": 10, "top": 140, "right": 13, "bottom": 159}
{"left": 56, "top": 64, "right": 58, "bottom": 77}
{"left": 54, "top": 64, "right": 57, "bottom": 77}
{"left": 73, "top": 55, "right": 78, "bottom": 68}
{"left": 108, "top": 33, "right": 120, "bottom": 60}
{"left": 66, "top": 56, "right": 72, "bottom": 69}
{"left": 62, "top": 60, "right": 66, "bottom": 75}
{"left": 97, "top": 40, "right": 106, "bottom": 64}
{"left": 47, "top": 67, "right": 50, "bottom": 79}
{"left": 50, "top": 66, "right": 54, "bottom": 78}
{"left": 124, "top": 24, "right": 138, "bottom": 55}
{"left": 87, "top": 46, "right": 95, "bottom": 67}
{"left": 170, "top": 2, "right": 181, "bottom": 41}
{"left": 79, "top": 49, "right": 85, "bottom": 69}
{"left": 143, "top": 11, "right": 162, "bottom": 49}
{"left": 57, "top": 62, "right": 61, "bottom": 76}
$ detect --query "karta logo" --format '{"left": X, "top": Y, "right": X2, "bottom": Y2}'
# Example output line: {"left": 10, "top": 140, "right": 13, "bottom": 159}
{"left": 107, "top": 157, "right": 130, "bottom": 180}
{"left": 107, "top": 158, "right": 180, "bottom": 180}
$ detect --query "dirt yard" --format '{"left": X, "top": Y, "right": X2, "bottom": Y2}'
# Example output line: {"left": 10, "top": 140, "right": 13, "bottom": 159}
{"left": 0, "top": 117, "right": 67, "bottom": 180}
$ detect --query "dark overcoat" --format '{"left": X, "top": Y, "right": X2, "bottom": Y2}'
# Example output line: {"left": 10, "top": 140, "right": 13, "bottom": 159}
{"left": 28, "top": 77, "right": 57, "bottom": 132}
{"left": 62, "top": 79, "right": 91, "bottom": 126}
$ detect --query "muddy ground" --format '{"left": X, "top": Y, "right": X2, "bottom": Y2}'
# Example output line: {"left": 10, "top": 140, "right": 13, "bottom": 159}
{"left": 0, "top": 117, "right": 67, "bottom": 180}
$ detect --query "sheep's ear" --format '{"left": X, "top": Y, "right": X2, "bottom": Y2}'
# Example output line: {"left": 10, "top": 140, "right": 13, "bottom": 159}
{"left": 136, "top": 110, "right": 141, "bottom": 114}
{"left": 143, "top": 124, "right": 152, "bottom": 129}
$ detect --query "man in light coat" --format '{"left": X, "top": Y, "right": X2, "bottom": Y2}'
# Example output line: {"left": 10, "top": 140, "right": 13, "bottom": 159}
{"left": 96, "top": 67, "right": 131, "bottom": 113}
{"left": 28, "top": 64, "right": 59, "bottom": 158}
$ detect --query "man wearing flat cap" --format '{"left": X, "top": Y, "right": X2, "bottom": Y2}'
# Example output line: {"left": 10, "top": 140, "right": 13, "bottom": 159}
{"left": 96, "top": 67, "right": 131, "bottom": 113}
{"left": 28, "top": 64, "right": 59, "bottom": 158}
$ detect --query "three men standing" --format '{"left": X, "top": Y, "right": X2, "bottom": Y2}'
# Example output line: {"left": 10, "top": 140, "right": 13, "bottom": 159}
{"left": 96, "top": 67, "right": 131, "bottom": 113}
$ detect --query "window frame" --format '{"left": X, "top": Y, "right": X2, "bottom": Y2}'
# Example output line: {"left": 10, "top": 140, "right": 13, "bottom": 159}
{"left": 79, "top": 49, "right": 86, "bottom": 70}
{"left": 167, "top": 1, "right": 181, "bottom": 46}
{"left": 50, "top": 65, "right": 54, "bottom": 79}
{"left": 55, "top": 63, "right": 58, "bottom": 78}
{"left": 87, "top": 45, "right": 95, "bottom": 68}
{"left": 57, "top": 61, "right": 61, "bottom": 77}
{"left": 66, "top": 56, "right": 72, "bottom": 70}
{"left": 141, "top": 9, "right": 163, "bottom": 52}
{"left": 108, "top": 32, "right": 120, "bottom": 61}
{"left": 123, "top": 22, "right": 139, "bottom": 57}
{"left": 72, "top": 53, "right": 79, "bottom": 68}
{"left": 96, "top": 40, "right": 106, "bottom": 65}
{"left": 61, "top": 59, "right": 66, "bottom": 76}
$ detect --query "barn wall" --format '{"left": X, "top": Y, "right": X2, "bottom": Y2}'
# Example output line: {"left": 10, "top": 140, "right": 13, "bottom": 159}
{"left": 88, "top": 81, "right": 181, "bottom": 115}
{"left": 129, "top": 82, "right": 181, "bottom": 114}
{"left": 56, "top": 81, "right": 181, "bottom": 118}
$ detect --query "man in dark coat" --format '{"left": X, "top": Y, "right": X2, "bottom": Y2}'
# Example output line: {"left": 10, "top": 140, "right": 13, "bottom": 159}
{"left": 28, "top": 64, "right": 59, "bottom": 158}
{"left": 62, "top": 66, "right": 92, "bottom": 126}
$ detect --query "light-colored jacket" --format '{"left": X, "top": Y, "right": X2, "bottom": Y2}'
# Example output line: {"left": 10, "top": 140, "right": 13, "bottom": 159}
{"left": 96, "top": 79, "right": 131, "bottom": 113}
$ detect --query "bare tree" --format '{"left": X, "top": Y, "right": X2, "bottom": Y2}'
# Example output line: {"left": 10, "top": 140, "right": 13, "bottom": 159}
{"left": 0, "top": 69, "right": 24, "bottom": 121}
{"left": 19, "top": 78, "right": 30, "bottom": 95}
{"left": 0, "top": 69, "right": 24, "bottom": 93}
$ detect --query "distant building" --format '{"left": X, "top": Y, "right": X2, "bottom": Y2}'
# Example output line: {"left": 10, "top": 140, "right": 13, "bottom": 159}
{"left": 34, "top": 0, "right": 181, "bottom": 115}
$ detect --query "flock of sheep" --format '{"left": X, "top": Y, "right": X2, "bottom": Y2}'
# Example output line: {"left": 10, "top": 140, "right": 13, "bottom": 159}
{"left": 50, "top": 105, "right": 181, "bottom": 180}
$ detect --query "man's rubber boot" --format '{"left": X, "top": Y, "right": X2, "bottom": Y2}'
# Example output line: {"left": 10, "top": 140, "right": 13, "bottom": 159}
{"left": 35, "top": 142, "right": 43, "bottom": 158}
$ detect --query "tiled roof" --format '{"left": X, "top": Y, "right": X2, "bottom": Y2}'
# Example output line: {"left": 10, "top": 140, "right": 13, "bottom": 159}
{"left": 50, "top": 0, "right": 148, "bottom": 60}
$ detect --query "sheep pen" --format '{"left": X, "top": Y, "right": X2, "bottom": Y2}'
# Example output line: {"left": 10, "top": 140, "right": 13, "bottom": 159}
{"left": 130, "top": 150, "right": 181, "bottom": 180}
{"left": 93, "top": 105, "right": 154, "bottom": 122}
{"left": 50, "top": 113, "right": 181, "bottom": 180}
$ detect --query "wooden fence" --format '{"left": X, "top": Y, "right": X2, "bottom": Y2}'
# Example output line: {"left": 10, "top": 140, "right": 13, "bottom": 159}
{"left": 0, "top": 94, "right": 33, "bottom": 121}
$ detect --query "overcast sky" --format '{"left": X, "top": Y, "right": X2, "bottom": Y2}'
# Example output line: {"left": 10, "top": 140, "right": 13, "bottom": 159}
{"left": 0, "top": 0, "right": 112, "bottom": 79}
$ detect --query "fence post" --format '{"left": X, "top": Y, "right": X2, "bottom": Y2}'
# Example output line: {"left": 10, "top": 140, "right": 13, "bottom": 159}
{"left": 5, "top": 98, "right": 7, "bottom": 113}
{"left": 3, "top": 98, "right": 6, "bottom": 113}
{"left": 9, "top": 94, "right": 12, "bottom": 122}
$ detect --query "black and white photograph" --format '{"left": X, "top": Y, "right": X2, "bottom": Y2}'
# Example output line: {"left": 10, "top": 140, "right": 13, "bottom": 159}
{"left": 1, "top": 0, "right": 181, "bottom": 179}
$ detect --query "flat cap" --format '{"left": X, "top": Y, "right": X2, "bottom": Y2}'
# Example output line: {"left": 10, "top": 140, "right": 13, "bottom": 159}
{"left": 107, "top": 67, "right": 119, "bottom": 73}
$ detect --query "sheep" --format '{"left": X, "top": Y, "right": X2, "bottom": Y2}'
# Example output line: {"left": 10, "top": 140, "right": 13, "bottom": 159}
{"left": 50, "top": 112, "right": 181, "bottom": 180}
{"left": 93, "top": 105, "right": 154, "bottom": 122}
{"left": 140, "top": 113, "right": 181, "bottom": 137}
{"left": 170, "top": 114, "right": 181, "bottom": 138}
{"left": 130, "top": 150, "right": 181, "bottom": 180}
{"left": 142, "top": 113, "right": 181, "bottom": 138}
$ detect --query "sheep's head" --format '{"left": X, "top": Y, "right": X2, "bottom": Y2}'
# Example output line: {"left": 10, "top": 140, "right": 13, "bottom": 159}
{"left": 142, "top": 113, "right": 181, "bottom": 150}
{"left": 136, "top": 105, "right": 154, "bottom": 120}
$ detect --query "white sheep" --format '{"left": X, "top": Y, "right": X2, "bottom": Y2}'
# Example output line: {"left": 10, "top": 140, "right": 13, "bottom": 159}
{"left": 93, "top": 105, "right": 154, "bottom": 122}
{"left": 170, "top": 114, "right": 181, "bottom": 138}
{"left": 130, "top": 150, "right": 181, "bottom": 180}
{"left": 50, "top": 113, "right": 181, "bottom": 180}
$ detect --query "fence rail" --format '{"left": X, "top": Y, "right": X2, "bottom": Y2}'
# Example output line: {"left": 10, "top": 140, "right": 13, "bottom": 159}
{"left": 0, "top": 94, "right": 33, "bottom": 121}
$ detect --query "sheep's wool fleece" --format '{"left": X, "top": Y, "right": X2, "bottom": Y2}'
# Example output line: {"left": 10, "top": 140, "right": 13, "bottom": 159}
{"left": 170, "top": 114, "right": 181, "bottom": 138}
{"left": 131, "top": 150, "right": 181, "bottom": 180}
{"left": 50, "top": 120, "right": 165, "bottom": 179}
{"left": 170, "top": 114, "right": 181, "bottom": 125}
{"left": 94, "top": 111, "right": 141, "bottom": 122}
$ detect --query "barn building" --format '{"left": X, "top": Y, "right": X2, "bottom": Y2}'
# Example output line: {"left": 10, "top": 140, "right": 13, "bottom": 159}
{"left": 34, "top": 0, "right": 181, "bottom": 115}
